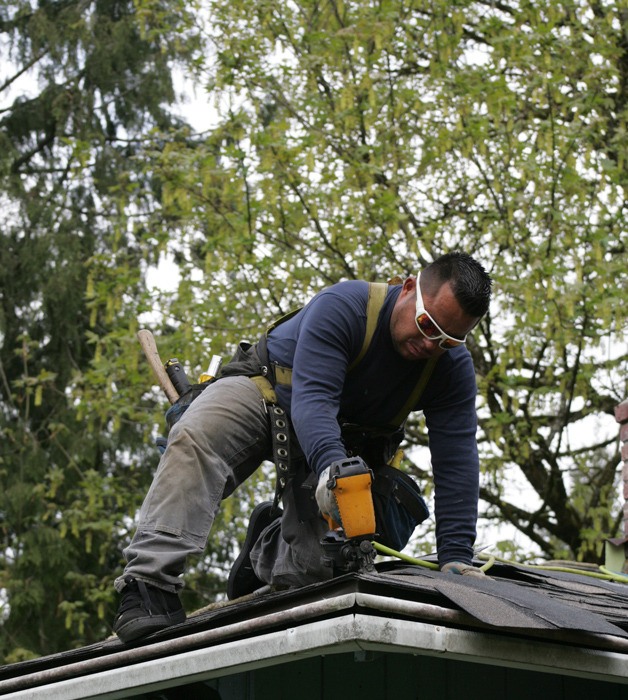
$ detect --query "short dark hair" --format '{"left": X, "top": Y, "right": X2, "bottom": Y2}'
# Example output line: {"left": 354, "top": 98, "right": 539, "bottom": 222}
{"left": 423, "top": 252, "right": 492, "bottom": 318}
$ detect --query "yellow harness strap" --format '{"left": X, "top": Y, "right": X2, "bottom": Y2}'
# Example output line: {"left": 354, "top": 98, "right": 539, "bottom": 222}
{"left": 249, "top": 375, "right": 277, "bottom": 403}
{"left": 273, "top": 364, "right": 293, "bottom": 387}
{"left": 389, "top": 355, "right": 439, "bottom": 427}
{"left": 347, "top": 282, "right": 389, "bottom": 371}
{"left": 273, "top": 281, "right": 389, "bottom": 386}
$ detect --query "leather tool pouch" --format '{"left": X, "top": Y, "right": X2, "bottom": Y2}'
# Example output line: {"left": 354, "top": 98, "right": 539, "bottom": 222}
{"left": 371, "top": 464, "right": 429, "bottom": 551}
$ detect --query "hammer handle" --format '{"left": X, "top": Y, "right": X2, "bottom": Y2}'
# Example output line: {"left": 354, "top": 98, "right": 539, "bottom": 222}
{"left": 137, "top": 329, "right": 179, "bottom": 404}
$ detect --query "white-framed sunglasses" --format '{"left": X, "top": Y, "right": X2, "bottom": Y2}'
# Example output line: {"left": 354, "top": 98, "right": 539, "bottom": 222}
{"left": 415, "top": 272, "right": 467, "bottom": 349}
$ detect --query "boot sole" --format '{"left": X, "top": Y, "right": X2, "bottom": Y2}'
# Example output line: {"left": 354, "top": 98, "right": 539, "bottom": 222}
{"left": 114, "top": 609, "right": 187, "bottom": 644}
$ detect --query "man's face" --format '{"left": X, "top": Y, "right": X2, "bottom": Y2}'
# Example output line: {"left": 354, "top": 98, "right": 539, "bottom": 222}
{"left": 390, "top": 276, "right": 480, "bottom": 361}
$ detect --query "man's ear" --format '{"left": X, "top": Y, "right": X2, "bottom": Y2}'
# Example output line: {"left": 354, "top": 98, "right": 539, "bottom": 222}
{"left": 402, "top": 276, "right": 417, "bottom": 293}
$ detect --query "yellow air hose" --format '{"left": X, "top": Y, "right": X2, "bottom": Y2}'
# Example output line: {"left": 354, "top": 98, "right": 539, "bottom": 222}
{"left": 373, "top": 542, "right": 628, "bottom": 582}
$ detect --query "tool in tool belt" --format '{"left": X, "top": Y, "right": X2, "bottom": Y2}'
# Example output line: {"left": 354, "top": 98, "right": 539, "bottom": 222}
{"left": 165, "top": 358, "right": 192, "bottom": 397}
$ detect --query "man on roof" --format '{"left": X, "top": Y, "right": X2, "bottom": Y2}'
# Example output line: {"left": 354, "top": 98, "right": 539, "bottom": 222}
{"left": 113, "top": 251, "right": 493, "bottom": 643}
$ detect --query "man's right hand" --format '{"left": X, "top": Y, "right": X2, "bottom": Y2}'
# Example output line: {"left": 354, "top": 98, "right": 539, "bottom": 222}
{"left": 315, "top": 466, "right": 342, "bottom": 526}
{"left": 315, "top": 457, "right": 376, "bottom": 538}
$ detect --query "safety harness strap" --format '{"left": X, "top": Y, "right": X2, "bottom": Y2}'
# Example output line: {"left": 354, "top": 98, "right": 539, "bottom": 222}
{"left": 389, "top": 355, "right": 438, "bottom": 427}
{"left": 269, "top": 403, "right": 291, "bottom": 515}
{"left": 271, "top": 281, "right": 390, "bottom": 387}
{"left": 248, "top": 375, "right": 276, "bottom": 404}
{"left": 347, "top": 282, "right": 389, "bottom": 371}
{"left": 246, "top": 374, "right": 289, "bottom": 515}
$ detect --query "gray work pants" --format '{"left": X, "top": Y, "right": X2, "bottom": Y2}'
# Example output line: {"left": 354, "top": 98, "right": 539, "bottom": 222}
{"left": 114, "top": 375, "right": 331, "bottom": 594}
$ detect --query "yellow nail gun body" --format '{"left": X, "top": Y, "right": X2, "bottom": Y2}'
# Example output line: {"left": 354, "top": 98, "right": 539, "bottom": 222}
{"left": 320, "top": 458, "right": 378, "bottom": 574}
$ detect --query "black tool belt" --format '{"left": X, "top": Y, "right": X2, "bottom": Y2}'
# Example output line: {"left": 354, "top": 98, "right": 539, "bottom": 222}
{"left": 340, "top": 422, "right": 405, "bottom": 468}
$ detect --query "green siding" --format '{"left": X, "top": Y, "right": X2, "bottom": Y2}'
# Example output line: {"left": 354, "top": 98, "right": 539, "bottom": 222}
{"left": 134, "top": 652, "right": 628, "bottom": 700}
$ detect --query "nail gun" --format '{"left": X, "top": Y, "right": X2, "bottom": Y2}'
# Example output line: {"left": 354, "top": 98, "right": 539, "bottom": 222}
{"left": 319, "top": 457, "right": 378, "bottom": 575}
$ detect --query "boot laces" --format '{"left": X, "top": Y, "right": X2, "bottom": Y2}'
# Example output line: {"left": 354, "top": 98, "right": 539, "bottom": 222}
{"left": 119, "top": 576, "right": 154, "bottom": 617}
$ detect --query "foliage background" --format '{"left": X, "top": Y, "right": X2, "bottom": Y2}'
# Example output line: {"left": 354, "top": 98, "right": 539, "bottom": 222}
{"left": 0, "top": 0, "right": 626, "bottom": 661}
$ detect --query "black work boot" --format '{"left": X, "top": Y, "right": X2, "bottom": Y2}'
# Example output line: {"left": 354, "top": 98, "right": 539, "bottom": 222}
{"left": 113, "top": 576, "right": 186, "bottom": 643}
{"left": 227, "top": 501, "right": 282, "bottom": 600}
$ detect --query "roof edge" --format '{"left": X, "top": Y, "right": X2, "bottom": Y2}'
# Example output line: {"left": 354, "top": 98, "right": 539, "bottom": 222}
{"left": 3, "top": 595, "right": 628, "bottom": 699}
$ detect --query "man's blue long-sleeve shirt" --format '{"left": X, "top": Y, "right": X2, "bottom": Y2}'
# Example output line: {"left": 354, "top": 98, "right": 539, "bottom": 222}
{"left": 266, "top": 280, "right": 480, "bottom": 565}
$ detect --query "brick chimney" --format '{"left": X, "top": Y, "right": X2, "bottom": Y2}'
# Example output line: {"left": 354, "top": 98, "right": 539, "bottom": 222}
{"left": 617, "top": 400, "right": 628, "bottom": 537}
{"left": 604, "top": 400, "right": 628, "bottom": 573}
